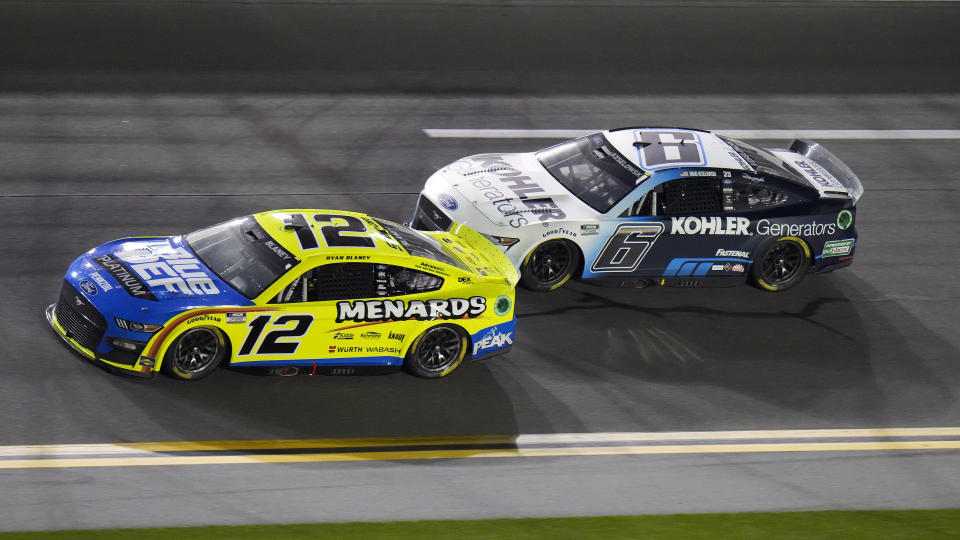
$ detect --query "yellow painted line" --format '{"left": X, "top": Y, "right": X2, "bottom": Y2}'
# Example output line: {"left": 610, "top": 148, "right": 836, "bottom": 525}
{"left": 0, "top": 435, "right": 516, "bottom": 457}
{"left": 1, "top": 440, "right": 959, "bottom": 469}
{"left": 2, "top": 427, "right": 959, "bottom": 457}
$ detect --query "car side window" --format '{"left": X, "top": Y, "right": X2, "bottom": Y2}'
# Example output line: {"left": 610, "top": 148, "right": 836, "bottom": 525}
{"left": 381, "top": 265, "right": 444, "bottom": 296}
{"left": 659, "top": 178, "right": 723, "bottom": 216}
{"left": 273, "top": 263, "right": 442, "bottom": 303}
{"left": 619, "top": 191, "right": 655, "bottom": 218}
{"left": 725, "top": 180, "right": 789, "bottom": 212}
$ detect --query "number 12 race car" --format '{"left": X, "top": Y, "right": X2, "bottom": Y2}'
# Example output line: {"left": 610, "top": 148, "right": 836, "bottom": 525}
{"left": 47, "top": 211, "right": 519, "bottom": 380}
{"left": 413, "top": 128, "right": 863, "bottom": 292}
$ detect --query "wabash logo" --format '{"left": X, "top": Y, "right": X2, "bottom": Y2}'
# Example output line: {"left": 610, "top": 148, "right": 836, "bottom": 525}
{"left": 634, "top": 130, "right": 705, "bottom": 170}
{"left": 336, "top": 297, "right": 486, "bottom": 323}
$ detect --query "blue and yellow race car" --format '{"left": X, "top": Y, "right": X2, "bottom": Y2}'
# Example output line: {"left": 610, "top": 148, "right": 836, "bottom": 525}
{"left": 47, "top": 210, "right": 519, "bottom": 380}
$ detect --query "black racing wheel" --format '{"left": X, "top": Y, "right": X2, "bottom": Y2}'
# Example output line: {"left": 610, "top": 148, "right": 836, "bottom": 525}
{"left": 404, "top": 324, "right": 468, "bottom": 378}
{"left": 519, "top": 239, "right": 580, "bottom": 292}
{"left": 164, "top": 327, "right": 227, "bottom": 380}
{"left": 751, "top": 237, "right": 811, "bottom": 292}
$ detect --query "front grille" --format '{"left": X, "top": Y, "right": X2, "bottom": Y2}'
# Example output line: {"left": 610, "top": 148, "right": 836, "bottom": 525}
{"left": 56, "top": 281, "right": 106, "bottom": 352}
{"left": 411, "top": 195, "right": 452, "bottom": 232}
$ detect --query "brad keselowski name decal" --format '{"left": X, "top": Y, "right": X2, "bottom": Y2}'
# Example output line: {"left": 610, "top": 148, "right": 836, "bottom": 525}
{"left": 92, "top": 254, "right": 158, "bottom": 301}
{"left": 336, "top": 297, "right": 486, "bottom": 323}
{"left": 468, "top": 156, "right": 566, "bottom": 228}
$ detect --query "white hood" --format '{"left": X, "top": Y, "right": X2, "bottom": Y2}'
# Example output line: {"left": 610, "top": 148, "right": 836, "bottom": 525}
{"left": 438, "top": 152, "right": 597, "bottom": 229}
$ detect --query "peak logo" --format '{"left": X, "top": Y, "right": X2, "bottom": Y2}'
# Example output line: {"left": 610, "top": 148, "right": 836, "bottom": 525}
{"left": 473, "top": 327, "right": 513, "bottom": 356}
{"left": 671, "top": 217, "right": 750, "bottom": 236}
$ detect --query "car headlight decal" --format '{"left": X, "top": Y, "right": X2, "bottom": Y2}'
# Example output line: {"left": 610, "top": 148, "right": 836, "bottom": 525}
{"left": 114, "top": 317, "right": 163, "bottom": 333}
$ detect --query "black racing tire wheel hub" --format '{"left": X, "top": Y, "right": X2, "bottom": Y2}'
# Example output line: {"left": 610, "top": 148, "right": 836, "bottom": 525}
{"left": 172, "top": 328, "right": 222, "bottom": 375}
{"left": 521, "top": 240, "right": 579, "bottom": 291}
{"left": 760, "top": 241, "right": 804, "bottom": 285}
{"left": 412, "top": 326, "right": 463, "bottom": 375}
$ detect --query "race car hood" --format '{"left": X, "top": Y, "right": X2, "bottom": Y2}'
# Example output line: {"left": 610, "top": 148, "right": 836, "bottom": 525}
{"left": 63, "top": 236, "right": 253, "bottom": 325}
{"left": 439, "top": 152, "right": 597, "bottom": 227}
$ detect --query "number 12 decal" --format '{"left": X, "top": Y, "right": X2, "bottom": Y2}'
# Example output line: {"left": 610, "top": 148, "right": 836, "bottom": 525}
{"left": 591, "top": 223, "right": 665, "bottom": 272}
{"left": 284, "top": 213, "right": 376, "bottom": 250}
{"left": 238, "top": 314, "right": 314, "bottom": 356}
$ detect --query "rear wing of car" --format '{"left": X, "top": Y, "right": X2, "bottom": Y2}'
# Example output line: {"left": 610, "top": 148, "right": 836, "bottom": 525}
{"left": 438, "top": 222, "right": 520, "bottom": 287}
{"left": 789, "top": 139, "right": 863, "bottom": 204}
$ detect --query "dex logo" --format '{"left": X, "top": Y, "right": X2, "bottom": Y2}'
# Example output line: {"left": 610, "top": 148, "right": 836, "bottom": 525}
{"left": 635, "top": 130, "right": 704, "bottom": 169}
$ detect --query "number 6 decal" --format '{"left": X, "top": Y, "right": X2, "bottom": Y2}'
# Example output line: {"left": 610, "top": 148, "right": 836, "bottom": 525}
{"left": 591, "top": 223, "right": 665, "bottom": 272}
{"left": 238, "top": 314, "right": 314, "bottom": 356}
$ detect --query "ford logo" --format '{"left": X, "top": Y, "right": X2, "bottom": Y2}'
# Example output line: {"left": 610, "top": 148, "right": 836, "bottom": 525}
{"left": 438, "top": 193, "right": 458, "bottom": 211}
{"left": 79, "top": 280, "right": 98, "bottom": 296}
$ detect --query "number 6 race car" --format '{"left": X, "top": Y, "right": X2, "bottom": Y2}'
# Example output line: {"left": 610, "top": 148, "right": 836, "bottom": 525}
{"left": 412, "top": 127, "right": 863, "bottom": 292}
{"left": 46, "top": 210, "right": 519, "bottom": 380}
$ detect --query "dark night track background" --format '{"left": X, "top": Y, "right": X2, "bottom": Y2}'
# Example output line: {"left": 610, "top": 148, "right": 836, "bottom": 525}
{"left": 0, "top": 0, "right": 958, "bottom": 531}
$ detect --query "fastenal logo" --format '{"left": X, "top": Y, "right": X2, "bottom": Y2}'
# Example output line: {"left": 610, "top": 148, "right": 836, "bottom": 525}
{"left": 715, "top": 249, "right": 750, "bottom": 258}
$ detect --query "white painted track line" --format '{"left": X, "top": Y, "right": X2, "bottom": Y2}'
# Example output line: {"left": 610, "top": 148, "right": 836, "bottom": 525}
{"left": 423, "top": 129, "right": 960, "bottom": 139}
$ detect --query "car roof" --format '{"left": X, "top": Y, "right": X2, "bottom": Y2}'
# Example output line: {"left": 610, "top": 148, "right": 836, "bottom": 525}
{"left": 253, "top": 210, "right": 412, "bottom": 264}
{"left": 602, "top": 127, "right": 752, "bottom": 172}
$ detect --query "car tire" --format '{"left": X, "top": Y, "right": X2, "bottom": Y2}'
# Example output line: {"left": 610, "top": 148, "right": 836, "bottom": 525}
{"left": 404, "top": 324, "right": 468, "bottom": 379}
{"left": 163, "top": 327, "right": 227, "bottom": 380}
{"left": 751, "top": 236, "right": 811, "bottom": 292}
{"left": 519, "top": 239, "right": 580, "bottom": 292}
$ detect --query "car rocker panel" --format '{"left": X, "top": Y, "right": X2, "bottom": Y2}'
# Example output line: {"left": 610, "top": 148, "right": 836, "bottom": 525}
{"left": 48, "top": 210, "right": 518, "bottom": 379}
{"left": 413, "top": 127, "right": 861, "bottom": 292}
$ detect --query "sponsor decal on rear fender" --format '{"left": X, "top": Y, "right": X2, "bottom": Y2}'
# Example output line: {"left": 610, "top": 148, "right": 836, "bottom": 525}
{"left": 822, "top": 239, "right": 855, "bottom": 257}
{"left": 471, "top": 319, "right": 516, "bottom": 357}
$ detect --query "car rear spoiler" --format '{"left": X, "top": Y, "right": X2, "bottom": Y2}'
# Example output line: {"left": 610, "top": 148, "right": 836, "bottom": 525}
{"left": 789, "top": 139, "right": 863, "bottom": 204}
{"left": 443, "top": 222, "right": 520, "bottom": 287}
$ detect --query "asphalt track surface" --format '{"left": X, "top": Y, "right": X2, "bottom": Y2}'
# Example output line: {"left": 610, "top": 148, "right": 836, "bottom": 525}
{"left": 2, "top": 0, "right": 960, "bottom": 532}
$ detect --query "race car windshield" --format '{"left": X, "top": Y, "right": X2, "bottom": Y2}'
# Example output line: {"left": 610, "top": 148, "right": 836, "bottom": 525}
{"left": 719, "top": 136, "right": 804, "bottom": 182}
{"left": 185, "top": 216, "right": 300, "bottom": 299}
{"left": 536, "top": 134, "right": 644, "bottom": 213}
{"left": 374, "top": 218, "right": 469, "bottom": 271}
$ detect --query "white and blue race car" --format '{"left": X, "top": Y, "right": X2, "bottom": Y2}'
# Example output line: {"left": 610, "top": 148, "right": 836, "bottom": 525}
{"left": 412, "top": 127, "right": 862, "bottom": 292}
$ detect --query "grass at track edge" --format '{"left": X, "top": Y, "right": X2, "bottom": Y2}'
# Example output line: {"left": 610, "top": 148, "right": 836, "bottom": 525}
{"left": 2, "top": 510, "right": 960, "bottom": 539}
